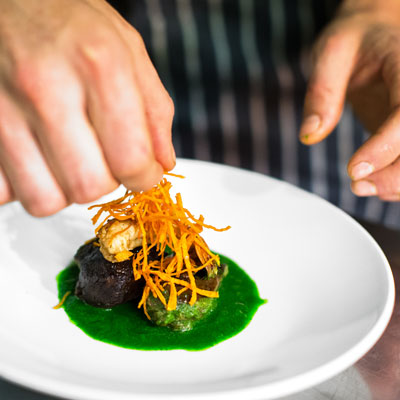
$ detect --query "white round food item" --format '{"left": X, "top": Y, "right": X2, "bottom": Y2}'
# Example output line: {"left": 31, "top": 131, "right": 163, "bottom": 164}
{"left": 98, "top": 219, "right": 142, "bottom": 262}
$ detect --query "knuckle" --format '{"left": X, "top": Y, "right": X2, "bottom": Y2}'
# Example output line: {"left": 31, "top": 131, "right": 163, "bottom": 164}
{"left": 14, "top": 60, "right": 42, "bottom": 98}
{"left": 321, "top": 32, "right": 348, "bottom": 54}
{"left": 148, "top": 91, "right": 175, "bottom": 128}
{"left": 68, "top": 173, "right": 117, "bottom": 204}
{"left": 82, "top": 41, "right": 110, "bottom": 67}
{"left": 68, "top": 179, "right": 96, "bottom": 204}
{"left": 80, "top": 31, "right": 130, "bottom": 76}
{"left": 163, "top": 93, "right": 175, "bottom": 120}
{"left": 24, "top": 193, "right": 66, "bottom": 217}
{"left": 129, "top": 27, "right": 146, "bottom": 51}
{"left": 13, "top": 56, "right": 67, "bottom": 114}
{"left": 153, "top": 92, "right": 175, "bottom": 126}
{"left": 307, "top": 80, "right": 335, "bottom": 100}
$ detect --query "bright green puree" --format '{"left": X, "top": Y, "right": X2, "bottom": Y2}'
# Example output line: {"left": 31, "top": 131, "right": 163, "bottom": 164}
{"left": 56, "top": 255, "right": 266, "bottom": 351}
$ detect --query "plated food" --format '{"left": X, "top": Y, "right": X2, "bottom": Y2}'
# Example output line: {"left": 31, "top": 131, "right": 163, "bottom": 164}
{"left": 56, "top": 174, "right": 265, "bottom": 349}
{"left": 0, "top": 159, "right": 394, "bottom": 399}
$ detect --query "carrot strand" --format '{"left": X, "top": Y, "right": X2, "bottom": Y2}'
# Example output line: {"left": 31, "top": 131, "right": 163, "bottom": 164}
{"left": 89, "top": 175, "right": 230, "bottom": 318}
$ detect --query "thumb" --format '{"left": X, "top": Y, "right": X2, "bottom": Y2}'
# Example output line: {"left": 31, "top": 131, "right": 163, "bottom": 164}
{"left": 300, "top": 30, "right": 359, "bottom": 145}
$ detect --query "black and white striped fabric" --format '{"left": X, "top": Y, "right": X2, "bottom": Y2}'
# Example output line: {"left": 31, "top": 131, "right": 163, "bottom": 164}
{"left": 109, "top": 0, "right": 400, "bottom": 228}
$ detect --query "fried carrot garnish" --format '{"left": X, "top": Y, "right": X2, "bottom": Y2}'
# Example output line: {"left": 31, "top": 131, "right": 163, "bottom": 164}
{"left": 89, "top": 175, "right": 230, "bottom": 317}
{"left": 53, "top": 291, "right": 71, "bottom": 309}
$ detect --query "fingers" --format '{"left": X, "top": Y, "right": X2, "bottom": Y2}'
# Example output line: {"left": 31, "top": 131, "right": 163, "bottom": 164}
{"left": 0, "top": 93, "right": 68, "bottom": 217}
{"left": 300, "top": 29, "right": 360, "bottom": 144}
{"left": 348, "top": 53, "right": 400, "bottom": 195}
{"left": 123, "top": 28, "right": 176, "bottom": 171}
{"left": 307, "top": 27, "right": 400, "bottom": 202}
{"left": 348, "top": 108, "right": 400, "bottom": 181}
{"left": 18, "top": 60, "right": 120, "bottom": 205}
{"left": 82, "top": 0, "right": 176, "bottom": 170}
{"left": 351, "top": 157, "right": 400, "bottom": 201}
{"left": 0, "top": 164, "right": 13, "bottom": 205}
{"left": 76, "top": 30, "right": 164, "bottom": 191}
{"left": 0, "top": 0, "right": 173, "bottom": 218}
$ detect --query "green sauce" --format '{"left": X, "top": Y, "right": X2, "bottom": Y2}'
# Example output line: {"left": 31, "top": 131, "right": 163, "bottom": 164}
{"left": 56, "top": 255, "right": 266, "bottom": 351}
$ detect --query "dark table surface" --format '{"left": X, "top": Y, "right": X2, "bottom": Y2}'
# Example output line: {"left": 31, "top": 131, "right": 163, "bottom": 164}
{"left": 1, "top": 219, "right": 399, "bottom": 400}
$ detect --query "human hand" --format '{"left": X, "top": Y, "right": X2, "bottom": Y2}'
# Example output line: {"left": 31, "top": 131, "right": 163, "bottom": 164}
{"left": 299, "top": 0, "right": 400, "bottom": 201}
{"left": 0, "top": 0, "right": 175, "bottom": 216}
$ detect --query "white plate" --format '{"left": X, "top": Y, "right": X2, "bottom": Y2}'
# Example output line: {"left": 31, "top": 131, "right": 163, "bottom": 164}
{"left": 0, "top": 159, "right": 395, "bottom": 400}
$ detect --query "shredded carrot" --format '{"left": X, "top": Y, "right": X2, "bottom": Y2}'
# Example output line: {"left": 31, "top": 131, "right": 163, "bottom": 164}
{"left": 89, "top": 174, "right": 230, "bottom": 318}
{"left": 115, "top": 250, "right": 134, "bottom": 262}
{"left": 164, "top": 171, "right": 185, "bottom": 179}
{"left": 53, "top": 291, "right": 71, "bottom": 309}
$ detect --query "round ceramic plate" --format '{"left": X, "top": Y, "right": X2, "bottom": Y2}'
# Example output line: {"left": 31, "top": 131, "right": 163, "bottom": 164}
{"left": 0, "top": 159, "right": 395, "bottom": 400}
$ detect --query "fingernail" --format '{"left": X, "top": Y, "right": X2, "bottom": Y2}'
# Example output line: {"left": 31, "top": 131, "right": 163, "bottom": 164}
{"left": 300, "top": 114, "right": 321, "bottom": 142}
{"left": 350, "top": 162, "right": 374, "bottom": 180}
{"left": 352, "top": 180, "right": 377, "bottom": 196}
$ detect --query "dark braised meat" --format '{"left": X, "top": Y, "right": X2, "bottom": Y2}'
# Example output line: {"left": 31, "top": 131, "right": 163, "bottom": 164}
{"left": 74, "top": 242, "right": 149, "bottom": 308}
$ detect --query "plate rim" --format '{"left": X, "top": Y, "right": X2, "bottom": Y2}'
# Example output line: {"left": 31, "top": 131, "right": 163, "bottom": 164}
{"left": 0, "top": 158, "right": 395, "bottom": 400}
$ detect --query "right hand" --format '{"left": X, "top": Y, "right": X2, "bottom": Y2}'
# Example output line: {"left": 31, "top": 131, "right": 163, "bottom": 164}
{"left": 299, "top": 0, "right": 400, "bottom": 202}
{"left": 0, "top": 0, "right": 175, "bottom": 217}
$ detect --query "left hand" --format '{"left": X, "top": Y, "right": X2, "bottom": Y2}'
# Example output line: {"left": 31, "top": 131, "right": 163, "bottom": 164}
{"left": 300, "top": 0, "right": 400, "bottom": 201}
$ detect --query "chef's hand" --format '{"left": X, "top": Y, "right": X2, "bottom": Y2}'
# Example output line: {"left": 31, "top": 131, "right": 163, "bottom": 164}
{"left": 0, "top": 0, "right": 175, "bottom": 216}
{"left": 300, "top": 0, "right": 400, "bottom": 202}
